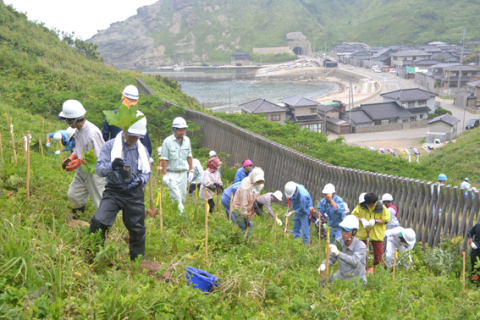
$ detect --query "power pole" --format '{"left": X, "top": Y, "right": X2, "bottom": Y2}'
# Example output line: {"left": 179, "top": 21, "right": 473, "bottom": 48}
{"left": 349, "top": 76, "right": 354, "bottom": 127}
{"left": 458, "top": 29, "right": 467, "bottom": 132}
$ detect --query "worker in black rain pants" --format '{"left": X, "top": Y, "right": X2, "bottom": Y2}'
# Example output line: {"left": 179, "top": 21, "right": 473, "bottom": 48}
{"left": 90, "top": 112, "right": 151, "bottom": 261}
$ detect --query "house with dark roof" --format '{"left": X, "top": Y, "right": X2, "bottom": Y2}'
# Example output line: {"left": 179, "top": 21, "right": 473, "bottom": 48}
{"left": 414, "top": 63, "right": 459, "bottom": 91}
{"left": 238, "top": 98, "right": 289, "bottom": 124}
{"left": 231, "top": 51, "right": 250, "bottom": 65}
{"left": 390, "top": 50, "right": 432, "bottom": 68}
{"left": 370, "top": 47, "right": 398, "bottom": 66}
{"left": 348, "top": 102, "right": 416, "bottom": 128}
{"left": 280, "top": 95, "right": 325, "bottom": 132}
{"left": 427, "top": 114, "right": 460, "bottom": 142}
{"left": 381, "top": 88, "right": 437, "bottom": 120}
{"left": 412, "top": 59, "right": 441, "bottom": 73}
{"left": 454, "top": 79, "right": 480, "bottom": 111}
{"left": 441, "top": 65, "right": 480, "bottom": 88}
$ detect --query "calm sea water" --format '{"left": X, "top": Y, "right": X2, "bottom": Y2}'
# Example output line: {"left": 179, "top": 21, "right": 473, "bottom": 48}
{"left": 178, "top": 80, "right": 338, "bottom": 109}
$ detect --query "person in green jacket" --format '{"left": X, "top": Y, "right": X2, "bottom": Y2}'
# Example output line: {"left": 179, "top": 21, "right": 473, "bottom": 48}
{"left": 351, "top": 192, "right": 390, "bottom": 268}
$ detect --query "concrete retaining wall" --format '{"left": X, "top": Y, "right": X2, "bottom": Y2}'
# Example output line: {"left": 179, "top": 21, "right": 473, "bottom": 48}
{"left": 354, "top": 120, "right": 428, "bottom": 133}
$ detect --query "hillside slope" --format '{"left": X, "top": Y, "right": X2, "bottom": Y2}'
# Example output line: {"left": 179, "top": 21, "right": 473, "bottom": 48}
{"left": 88, "top": 0, "right": 480, "bottom": 68}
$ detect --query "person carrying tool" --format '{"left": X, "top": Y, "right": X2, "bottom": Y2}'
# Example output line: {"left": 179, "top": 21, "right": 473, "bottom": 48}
{"left": 46, "top": 127, "right": 76, "bottom": 154}
{"left": 468, "top": 222, "right": 480, "bottom": 281}
{"left": 221, "top": 181, "right": 242, "bottom": 222}
{"left": 316, "top": 183, "right": 346, "bottom": 242}
{"left": 90, "top": 113, "right": 150, "bottom": 261}
{"left": 233, "top": 159, "right": 253, "bottom": 183}
{"left": 199, "top": 157, "right": 223, "bottom": 214}
{"left": 102, "top": 85, "right": 152, "bottom": 155}
{"left": 461, "top": 178, "right": 471, "bottom": 189}
{"left": 58, "top": 100, "right": 106, "bottom": 218}
{"left": 284, "top": 181, "right": 316, "bottom": 244}
{"left": 256, "top": 191, "right": 284, "bottom": 226}
{"left": 231, "top": 168, "right": 265, "bottom": 238}
{"left": 189, "top": 158, "right": 204, "bottom": 196}
{"left": 351, "top": 192, "right": 390, "bottom": 268}
{"left": 161, "top": 117, "right": 193, "bottom": 214}
{"left": 317, "top": 215, "right": 367, "bottom": 285}
{"left": 384, "top": 227, "right": 416, "bottom": 268}
{"left": 382, "top": 193, "right": 401, "bottom": 230}
{"left": 209, "top": 150, "right": 221, "bottom": 177}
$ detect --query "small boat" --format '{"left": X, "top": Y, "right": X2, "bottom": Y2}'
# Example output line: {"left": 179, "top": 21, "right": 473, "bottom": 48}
{"left": 173, "top": 64, "right": 185, "bottom": 71}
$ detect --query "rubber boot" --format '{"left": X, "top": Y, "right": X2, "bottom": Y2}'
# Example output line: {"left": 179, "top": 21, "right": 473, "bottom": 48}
{"left": 71, "top": 205, "right": 85, "bottom": 220}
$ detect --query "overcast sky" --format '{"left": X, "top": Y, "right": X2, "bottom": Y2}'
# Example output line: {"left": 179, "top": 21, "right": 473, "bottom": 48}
{"left": 4, "top": 0, "right": 158, "bottom": 40}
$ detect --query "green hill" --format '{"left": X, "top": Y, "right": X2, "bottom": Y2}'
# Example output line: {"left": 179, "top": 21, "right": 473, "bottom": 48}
{"left": 87, "top": 0, "right": 480, "bottom": 68}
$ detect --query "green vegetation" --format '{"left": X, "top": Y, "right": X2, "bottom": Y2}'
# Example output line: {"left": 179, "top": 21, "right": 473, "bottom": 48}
{"left": 250, "top": 53, "right": 298, "bottom": 64}
{"left": 428, "top": 107, "right": 452, "bottom": 119}
{"left": 103, "top": 105, "right": 145, "bottom": 132}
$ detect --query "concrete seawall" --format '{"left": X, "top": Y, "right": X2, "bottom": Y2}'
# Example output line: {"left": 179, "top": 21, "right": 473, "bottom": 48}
{"left": 143, "top": 71, "right": 255, "bottom": 81}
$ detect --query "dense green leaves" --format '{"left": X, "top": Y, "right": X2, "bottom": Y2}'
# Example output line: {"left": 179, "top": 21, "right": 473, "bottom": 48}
{"left": 80, "top": 149, "right": 97, "bottom": 175}
{"left": 103, "top": 105, "right": 145, "bottom": 132}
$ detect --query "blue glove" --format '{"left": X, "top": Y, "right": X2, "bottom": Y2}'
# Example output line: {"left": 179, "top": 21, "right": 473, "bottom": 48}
{"left": 112, "top": 158, "right": 126, "bottom": 171}
{"left": 128, "top": 174, "right": 143, "bottom": 189}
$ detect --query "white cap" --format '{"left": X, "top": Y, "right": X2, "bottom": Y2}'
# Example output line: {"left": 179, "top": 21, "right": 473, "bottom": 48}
{"left": 322, "top": 183, "right": 335, "bottom": 194}
{"left": 58, "top": 100, "right": 86, "bottom": 120}
{"left": 285, "top": 181, "right": 297, "bottom": 198}
{"left": 382, "top": 193, "right": 394, "bottom": 202}
{"left": 209, "top": 150, "right": 217, "bottom": 157}
{"left": 66, "top": 127, "right": 77, "bottom": 140}
{"left": 339, "top": 215, "right": 359, "bottom": 231}
{"left": 53, "top": 132, "right": 63, "bottom": 143}
{"left": 401, "top": 228, "right": 416, "bottom": 246}
{"left": 273, "top": 190, "right": 283, "bottom": 202}
{"left": 127, "top": 111, "right": 147, "bottom": 138}
{"left": 122, "top": 85, "right": 139, "bottom": 100}
{"left": 359, "top": 192, "right": 366, "bottom": 203}
{"left": 157, "top": 146, "right": 162, "bottom": 156}
{"left": 172, "top": 117, "right": 188, "bottom": 128}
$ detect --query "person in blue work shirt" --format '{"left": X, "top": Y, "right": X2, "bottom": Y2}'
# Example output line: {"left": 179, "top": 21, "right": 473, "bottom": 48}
{"left": 46, "top": 127, "right": 76, "bottom": 154}
{"left": 90, "top": 113, "right": 151, "bottom": 261}
{"left": 284, "top": 181, "right": 316, "bottom": 244}
{"left": 233, "top": 159, "right": 253, "bottom": 183}
{"left": 221, "top": 181, "right": 242, "bottom": 222}
{"left": 102, "top": 85, "right": 152, "bottom": 155}
{"left": 317, "top": 183, "right": 346, "bottom": 242}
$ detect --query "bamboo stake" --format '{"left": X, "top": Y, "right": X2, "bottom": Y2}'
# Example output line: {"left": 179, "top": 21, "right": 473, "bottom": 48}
{"left": 216, "top": 189, "right": 219, "bottom": 213}
{"left": 326, "top": 228, "right": 330, "bottom": 283}
{"left": 205, "top": 188, "right": 209, "bottom": 262}
{"left": 26, "top": 132, "right": 30, "bottom": 199}
{"left": 229, "top": 193, "right": 233, "bottom": 222}
{"left": 393, "top": 249, "right": 398, "bottom": 283}
{"left": 195, "top": 181, "right": 198, "bottom": 207}
{"left": 59, "top": 141, "right": 64, "bottom": 161}
{"left": 42, "top": 119, "right": 45, "bottom": 137}
{"left": 0, "top": 132, "right": 3, "bottom": 158}
{"left": 463, "top": 251, "right": 466, "bottom": 294}
{"left": 10, "top": 120, "right": 17, "bottom": 164}
{"left": 157, "top": 188, "right": 163, "bottom": 230}
{"left": 319, "top": 214, "right": 322, "bottom": 264}
{"left": 283, "top": 200, "right": 290, "bottom": 235}
{"left": 39, "top": 137, "right": 44, "bottom": 156}
{"left": 274, "top": 212, "right": 277, "bottom": 246}
{"left": 5, "top": 112, "right": 8, "bottom": 126}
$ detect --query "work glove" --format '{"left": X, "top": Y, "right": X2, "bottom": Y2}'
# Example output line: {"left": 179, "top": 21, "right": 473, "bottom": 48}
{"left": 472, "top": 242, "right": 478, "bottom": 250}
{"left": 62, "top": 153, "right": 77, "bottom": 170}
{"left": 214, "top": 183, "right": 224, "bottom": 193}
{"left": 361, "top": 218, "right": 369, "bottom": 229}
{"left": 276, "top": 218, "right": 283, "bottom": 226}
{"left": 127, "top": 174, "right": 143, "bottom": 189}
{"left": 368, "top": 219, "right": 376, "bottom": 227}
{"left": 285, "top": 211, "right": 294, "bottom": 217}
{"left": 329, "top": 244, "right": 340, "bottom": 256}
{"left": 112, "top": 158, "right": 126, "bottom": 171}
{"left": 188, "top": 171, "right": 194, "bottom": 183}
{"left": 46, "top": 142, "right": 51, "bottom": 148}
{"left": 317, "top": 264, "right": 326, "bottom": 275}
{"left": 65, "top": 158, "right": 85, "bottom": 172}
{"left": 163, "top": 175, "right": 170, "bottom": 186}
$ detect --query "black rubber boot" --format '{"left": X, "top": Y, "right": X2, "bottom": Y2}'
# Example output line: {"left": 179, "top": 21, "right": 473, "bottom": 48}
{"left": 71, "top": 205, "right": 85, "bottom": 220}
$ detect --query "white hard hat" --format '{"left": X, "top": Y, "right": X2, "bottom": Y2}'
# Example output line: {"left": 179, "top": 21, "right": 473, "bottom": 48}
{"left": 273, "top": 190, "right": 283, "bottom": 202}
{"left": 122, "top": 85, "right": 139, "bottom": 100}
{"left": 53, "top": 132, "right": 63, "bottom": 143}
{"left": 157, "top": 146, "right": 162, "bottom": 156}
{"left": 322, "top": 183, "right": 335, "bottom": 194}
{"left": 284, "top": 181, "right": 297, "bottom": 198}
{"left": 400, "top": 228, "right": 416, "bottom": 246}
{"left": 382, "top": 193, "right": 394, "bottom": 202}
{"left": 66, "top": 127, "right": 77, "bottom": 140}
{"left": 58, "top": 100, "right": 86, "bottom": 120}
{"left": 127, "top": 111, "right": 147, "bottom": 137}
{"left": 172, "top": 117, "right": 188, "bottom": 129}
{"left": 339, "top": 215, "right": 359, "bottom": 231}
{"left": 359, "top": 192, "right": 366, "bottom": 203}
{"left": 209, "top": 150, "right": 217, "bottom": 157}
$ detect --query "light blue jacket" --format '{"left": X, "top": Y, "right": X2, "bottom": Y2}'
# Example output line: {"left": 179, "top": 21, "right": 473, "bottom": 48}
{"left": 233, "top": 167, "right": 250, "bottom": 183}
{"left": 317, "top": 195, "right": 345, "bottom": 229}
{"left": 290, "top": 184, "right": 313, "bottom": 216}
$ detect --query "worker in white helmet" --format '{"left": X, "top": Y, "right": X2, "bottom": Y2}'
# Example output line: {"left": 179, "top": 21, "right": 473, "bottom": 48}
{"left": 316, "top": 183, "right": 346, "bottom": 242}
{"left": 46, "top": 128, "right": 76, "bottom": 154}
{"left": 384, "top": 227, "right": 416, "bottom": 268}
{"left": 90, "top": 112, "right": 151, "bottom": 261}
{"left": 284, "top": 181, "right": 316, "bottom": 244}
{"left": 58, "top": 100, "right": 106, "bottom": 218}
{"left": 381, "top": 193, "right": 400, "bottom": 230}
{"left": 318, "top": 215, "right": 367, "bottom": 285}
{"left": 102, "top": 85, "right": 152, "bottom": 155}
{"left": 255, "top": 190, "right": 283, "bottom": 226}
{"left": 189, "top": 158, "right": 204, "bottom": 196}
{"left": 161, "top": 117, "right": 193, "bottom": 214}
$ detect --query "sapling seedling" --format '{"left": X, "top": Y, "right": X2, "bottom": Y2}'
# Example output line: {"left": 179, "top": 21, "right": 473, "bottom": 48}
{"left": 80, "top": 149, "right": 98, "bottom": 175}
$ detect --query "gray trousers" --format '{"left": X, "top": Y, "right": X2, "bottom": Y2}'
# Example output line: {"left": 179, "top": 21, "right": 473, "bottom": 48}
{"left": 68, "top": 169, "right": 106, "bottom": 209}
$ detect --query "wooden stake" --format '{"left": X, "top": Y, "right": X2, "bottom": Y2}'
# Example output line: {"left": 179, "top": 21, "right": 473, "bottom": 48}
{"left": 42, "top": 119, "right": 45, "bottom": 137}
{"left": 226, "top": 180, "right": 229, "bottom": 188}
{"left": 229, "top": 193, "right": 233, "bottom": 222}
{"left": 463, "top": 251, "right": 466, "bottom": 294}
{"left": 157, "top": 188, "right": 163, "bottom": 230}
{"left": 326, "top": 228, "right": 330, "bottom": 283}
{"left": 274, "top": 212, "right": 277, "bottom": 246}
{"left": 10, "top": 120, "right": 17, "bottom": 164}
{"left": 0, "top": 132, "right": 3, "bottom": 158}
{"left": 393, "top": 249, "right": 398, "bottom": 283}
{"left": 283, "top": 201, "right": 290, "bottom": 235}
{"left": 216, "top": 190, "right": 219, "bottom": 213}
{"left": 59, "top": 141, "right": 64, "bottom": 161}
{"left": 205, "top": 188, "right": 209, "bottom": 262}
{"left": 195, "top": 181, "right": 198, "bottom": 207}
{"left": 146, "top": 167, "right": 158, "bottom": 217}
{"left": 39, "top": 137, "right": 44, "bottom": 156}
{"left": 26, "top": 132, "right": 30, "bottom": 199}
{"left": 5, "top": 111, "right": 8, "bottom": 126}
{"left": 319, "top": 215, "right": 322, "bottom": 264}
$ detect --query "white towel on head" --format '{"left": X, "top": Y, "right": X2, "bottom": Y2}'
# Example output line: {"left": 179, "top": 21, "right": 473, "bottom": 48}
{"left": 111, "top": 131, "right": 151, "bottom": 174}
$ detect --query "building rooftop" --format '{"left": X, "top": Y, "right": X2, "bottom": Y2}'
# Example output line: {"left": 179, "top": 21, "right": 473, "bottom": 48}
{"left": 467, "top": 80, "right": 480, "bottom": 88}
{"left": 428, "top": 114, "right": 460, "bottom": 126}
{"left": 380, "top": 88, "right": 436, "bottom": 102}
{"left": 238, "top": 98, "right": 288, "bottom": 114}
{"left": 390, "top": 50, "right": 432, "bottom": 57}
{"left": 409, "top": 106, "right": 432, "bottom": 114}
{"left": 360, "top": 102, "right": 414, "bottom": 120}
{"left": 349, "top": 110, "right": 373, "bottom": 124}
{"left": 280, "top": 95, "right": 319, "bottom": 108}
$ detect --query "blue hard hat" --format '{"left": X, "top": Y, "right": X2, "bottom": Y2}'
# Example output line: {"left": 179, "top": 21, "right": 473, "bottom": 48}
{"left": 465, "top": 178, "right": 469, "bottom": 181}
{"left": 438, "top": 174, "right": 447, "bottom": 181}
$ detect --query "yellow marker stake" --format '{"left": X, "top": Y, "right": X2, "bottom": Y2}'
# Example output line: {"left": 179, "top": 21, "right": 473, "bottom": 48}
{"left": 326, "top": 229, "right": 330, "bottom": 283}
{"left": 205, "top": 188, "right": 209, "bottom": 262}
{"left": 39, "top": 137, "right": 44, "bottom": 157}
{"left": 10, "top": 119, "right": 17, "bottom": 164}
{"left": 319, "top": 216, "right": 322, "bottom": 264}
{"left": 274, "top": 212, "right": 277, "bottom": 246}
{"left": 195, "top": 181, "right": 198, "bottom": 207}
{"left": 393, "top": 249, "right": 398, "bottom": 283}
{"left": 157, "top": 189, "right": 163, "bottom": 230}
